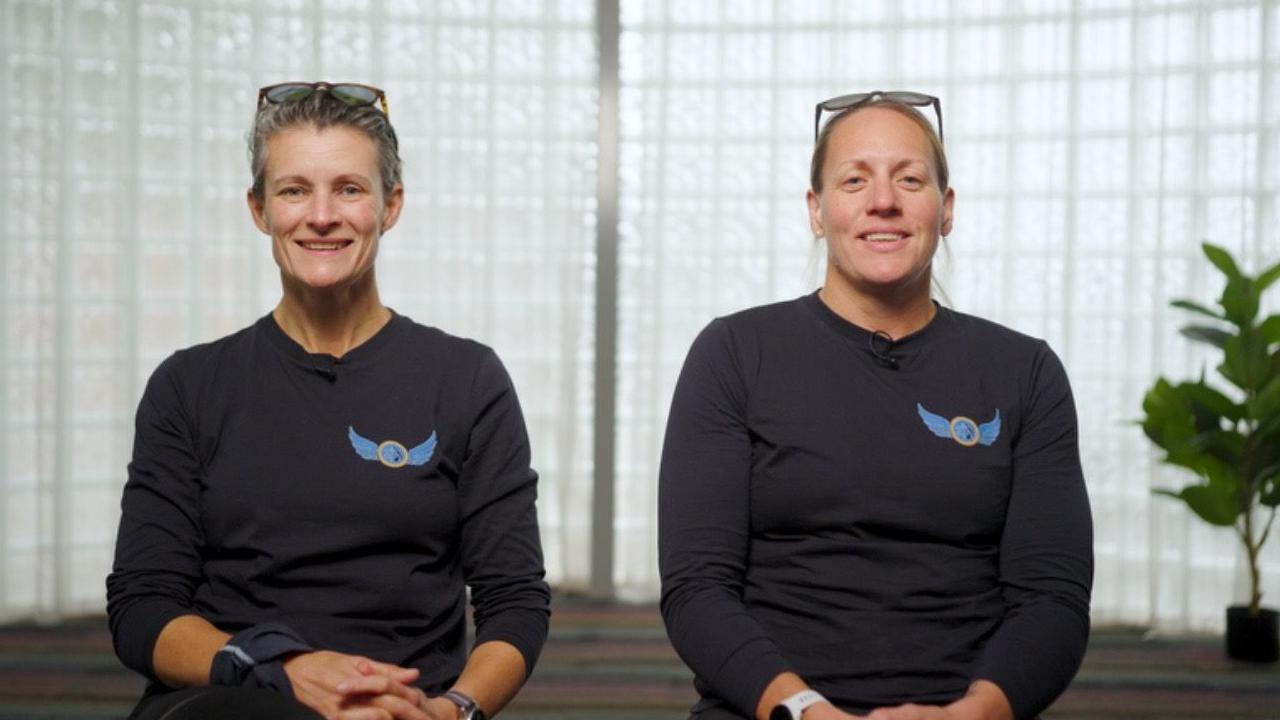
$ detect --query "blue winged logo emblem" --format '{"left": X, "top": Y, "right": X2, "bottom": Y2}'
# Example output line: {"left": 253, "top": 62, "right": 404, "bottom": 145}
{"left": 916, "top": 403, "right": 1000, "bottom": 447}
{"left": 348, "top": 426, "right": 437, "bottom": 468}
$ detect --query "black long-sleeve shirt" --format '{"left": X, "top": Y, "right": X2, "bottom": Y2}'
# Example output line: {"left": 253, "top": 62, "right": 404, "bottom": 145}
{"left": 107, "top": 312, "right": 550, "bottom": 693}
{"left": 659, "top": 293, "right": 1092, "bottom": 720}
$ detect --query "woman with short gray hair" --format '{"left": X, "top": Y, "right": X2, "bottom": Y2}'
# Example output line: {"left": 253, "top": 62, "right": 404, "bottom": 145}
{"left": 108, "top": 82, "right": 550, "bottom": 720}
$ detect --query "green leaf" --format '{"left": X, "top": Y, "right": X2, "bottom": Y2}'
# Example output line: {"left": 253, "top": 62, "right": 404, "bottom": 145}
{"left": 1203, "top": 243, "right": 1243, "bottom": 281}
{"left": 1253, "top": 455, "right": 1280, "bottom": 506}
{"left": 1192, "top": 429, "right": 1246, "bottom": 465}
{"left": 1161, "top": 450, "right": 1243, "bottom": 507}
{"left": 1164, "top": 449, "right": 1207, "bottom": 475}
{"left": 1221, "top": 277, "right": 1258, "bottom": 327}
{"left": 1162, "top": 451, "right": 1244, "bottom": 498}
{"left": 1200, "top": 453, "right": 1242, "bottom": 490}
{"left": 1178, "top": 381, "right": 1244, "bottom": 423}
{"left": 1171, "top": 299, "right": 1225, "bottom": 320}
{"left": 1175, "top": 484, "right": 1239, "bottom": 526}
{"left": 1260, "top": 315, "right": 1280, "bottom": 346}
{"left": 1141, "top": 379, "right": 1196, "bottom": 451}
{"left": 1252, "top": 440, "right": 1280, "bottom": 485}
{"left": 1221, "top": 333, "right": 1270, "bottom": 392}
{"left": 1220, "top": 337, "right": 1247, "bottom": 390}
{"left": 1180, "top": 325, "right": 1231, "bottom": 349}
{"left": 1250, "top": 374, "right": 1280, "bottom": 421}
{"left": 1257, "top": 412, "right": 1280, "bottom": 447}
{"left": 1257, "top": 259, "right": 1280, "bottom": 294}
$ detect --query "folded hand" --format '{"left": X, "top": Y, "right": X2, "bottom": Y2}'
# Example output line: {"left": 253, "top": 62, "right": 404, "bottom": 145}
{"left": 284, "top": 650, "right": 436, "bottom": 720}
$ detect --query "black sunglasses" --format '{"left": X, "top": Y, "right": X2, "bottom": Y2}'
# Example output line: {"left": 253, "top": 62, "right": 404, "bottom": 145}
{"left": 814, "top": 90, "right": 942, "bottom": 143}
{"left": 257, "top": 81, "right": 389, "bottom": 117}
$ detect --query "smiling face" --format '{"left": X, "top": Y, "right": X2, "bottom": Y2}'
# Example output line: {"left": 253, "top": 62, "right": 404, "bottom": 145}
{"left": 807, "top": 106, "right": 954, "bottom": 304}
{"left": 248, "top": 124, "right": 403, "bottom": 295}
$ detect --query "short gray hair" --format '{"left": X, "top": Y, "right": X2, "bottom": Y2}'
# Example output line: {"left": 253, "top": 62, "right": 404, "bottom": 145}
{"left": 248, "top": 90, "right": 401, "bottom": 202}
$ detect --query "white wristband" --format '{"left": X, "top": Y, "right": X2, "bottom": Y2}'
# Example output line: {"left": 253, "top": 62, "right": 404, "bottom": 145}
{"left": 775, "top": 689, "right": 826, "bottom": 720}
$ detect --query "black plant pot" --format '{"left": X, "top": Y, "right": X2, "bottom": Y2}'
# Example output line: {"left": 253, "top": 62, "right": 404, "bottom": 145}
{"left": 1226, "top": 605, "right": 1279, "bottom": 663}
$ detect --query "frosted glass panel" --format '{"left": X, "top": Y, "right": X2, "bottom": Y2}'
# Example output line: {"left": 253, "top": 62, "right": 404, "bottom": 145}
{"left": 615, "top": 0, "right": 1280, "bottom": 632}
{"left": 0, "top": 0, "right": 597, "bottom": 618}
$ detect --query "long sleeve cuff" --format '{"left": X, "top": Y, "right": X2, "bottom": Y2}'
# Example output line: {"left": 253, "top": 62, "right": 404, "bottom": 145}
{"left": 711, "top": 637, "right": 791, "bottom": 718}
{"left": 108, "top": 597, "right": 193, "bottom": 681}
{"left": 971, "top": 601, "right": 1089, "bottom": 719}
{"left": 474, "top": 605, "right": 550, "bottom": 675}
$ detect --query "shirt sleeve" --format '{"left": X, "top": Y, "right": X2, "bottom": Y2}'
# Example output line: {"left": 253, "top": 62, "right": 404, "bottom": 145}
{"left": 105, "top": 355, "right": 206, "bottom": 681}
{"left": 658, "top": 319, "right": 791, "bottom": 717}
{"left": 458, "top": 348, "right": 551, "bottom": 675}
{"left": 971, "top": 344, "right": 1094, "bottom": 720}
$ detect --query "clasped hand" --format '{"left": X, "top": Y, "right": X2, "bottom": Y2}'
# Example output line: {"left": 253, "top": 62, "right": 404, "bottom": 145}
{"left": 283, "top": 650, "right": 457, "bottom": 720}
{"left": 804, "top": 700, "right": 987, "bottom": 720}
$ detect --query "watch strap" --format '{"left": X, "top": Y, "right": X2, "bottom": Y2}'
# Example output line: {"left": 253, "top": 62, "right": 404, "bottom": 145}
{"left": 771, "top": 689, "right": 826, "bottom": 720}
{"left": 441, "top": 690, "right": 486, "bottom": 720}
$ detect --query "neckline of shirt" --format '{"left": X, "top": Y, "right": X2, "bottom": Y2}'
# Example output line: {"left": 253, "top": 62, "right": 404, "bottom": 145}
{"left": 800, "top": 291, "right": 952, "bottom": 367}
{"left": 257, "top": 309, "right": 407, "bottom": 372}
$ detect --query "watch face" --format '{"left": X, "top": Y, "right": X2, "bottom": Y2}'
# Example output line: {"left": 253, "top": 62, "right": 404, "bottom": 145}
{"left": 444, "top": 691, "right": 485, "bottom": 720}
{"left": 769, "top": 705, "right": 796, "bottom": 720}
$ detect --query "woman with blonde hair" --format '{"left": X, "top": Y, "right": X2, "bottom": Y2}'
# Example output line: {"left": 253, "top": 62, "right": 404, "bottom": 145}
{"left": 659, "top": 91, "right": 1092, "bottom": 720}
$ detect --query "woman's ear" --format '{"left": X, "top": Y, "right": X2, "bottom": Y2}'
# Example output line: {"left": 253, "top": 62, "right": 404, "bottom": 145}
{"left": 940, "top": 186, "right": 955, "bottom": 237}
{"left": 247, "top": 189, "right": 271, "bottom": 234}
{"left": 806, "top": 188, "right": 824, "bottom": 238}
{"left": 379, "top": 184, "right": 405, "bottom": 234}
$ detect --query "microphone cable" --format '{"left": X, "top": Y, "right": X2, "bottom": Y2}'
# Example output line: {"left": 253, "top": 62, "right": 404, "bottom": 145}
{"left": 868, "top": 330, "right": 899, "bottom": 370}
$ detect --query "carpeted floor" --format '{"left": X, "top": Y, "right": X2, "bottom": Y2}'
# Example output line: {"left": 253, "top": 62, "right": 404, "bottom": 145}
{"left": 1, "top": 601, "right": 1277, "bottom": 719}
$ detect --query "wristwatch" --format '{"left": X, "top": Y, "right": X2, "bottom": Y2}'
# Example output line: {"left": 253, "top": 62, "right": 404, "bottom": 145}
{"left": 769, "top": 689, "right": 826, "bottom": 720}
{"left": 441, "top": 690, "right": 487, "bottom": 720}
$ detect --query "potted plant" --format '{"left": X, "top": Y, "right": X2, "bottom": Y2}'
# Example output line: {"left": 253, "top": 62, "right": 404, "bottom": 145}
{"left": 1139, "top": 242, "right": 1280, "bottom": 663}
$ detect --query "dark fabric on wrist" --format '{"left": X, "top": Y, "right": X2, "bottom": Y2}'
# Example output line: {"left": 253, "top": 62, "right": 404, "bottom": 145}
{"left": 209, "top": 623, "right": 313, "bottom": 692}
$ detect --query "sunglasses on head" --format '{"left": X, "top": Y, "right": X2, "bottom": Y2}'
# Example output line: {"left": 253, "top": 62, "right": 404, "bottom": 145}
{"left": 257, "top": 82, "right": 389, "bottom": 117}
{"left": 814, "top": 90, "right": 942, "bottom": 143}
